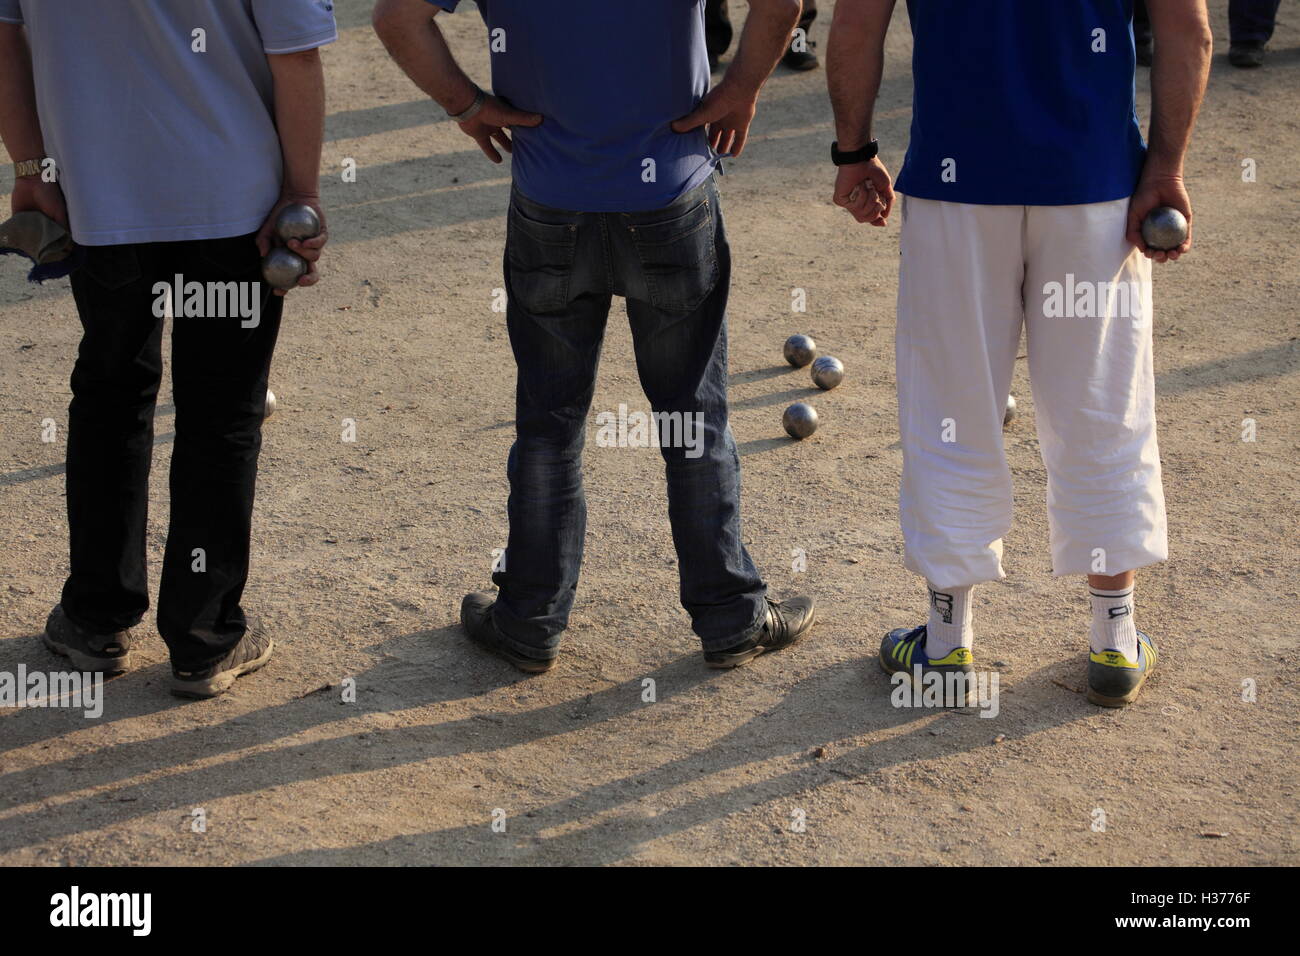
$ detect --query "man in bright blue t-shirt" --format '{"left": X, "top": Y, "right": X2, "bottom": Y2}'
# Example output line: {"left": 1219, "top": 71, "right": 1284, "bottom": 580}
{"left": 373, "top": 0, "right": 817, "bottom": 672}
{"left": 827, "top": 0, "right": 1212, "bottom": 707}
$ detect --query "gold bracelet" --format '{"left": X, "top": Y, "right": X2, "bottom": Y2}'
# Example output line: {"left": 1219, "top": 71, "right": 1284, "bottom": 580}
{"left": 13, "top": 158, "right": 45, "bottom": 178}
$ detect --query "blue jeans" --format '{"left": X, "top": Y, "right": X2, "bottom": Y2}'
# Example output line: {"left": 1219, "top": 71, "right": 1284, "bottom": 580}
{"left": 491, "top": 174, "right": 767, "bottom": 657}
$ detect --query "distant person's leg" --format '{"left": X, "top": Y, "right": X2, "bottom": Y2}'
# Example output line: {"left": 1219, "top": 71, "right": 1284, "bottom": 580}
{"left": 783, "top": 0, "right": 820, "bottom": 71}
{"left": 1229, "top": 0, "right": 1282, "bottom": 66}
{"left": 1134, "top": 0, "right": 1153, "bottom": 66}
{"left": 461, "top": 189, "right": 613, "bottom": 672}
{"left": 704, "top": 0, "right": 733, "bottom": 71}
{"left": 619, "top": 176, "right": 814, "bottom": 667}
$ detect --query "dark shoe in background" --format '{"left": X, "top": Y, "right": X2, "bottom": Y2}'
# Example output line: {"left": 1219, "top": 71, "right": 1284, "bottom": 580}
{"left": 460, "top": 592, "right": 556, "bottom": 674}
{"left": 1229, "top": 42, "right": 1266, "bottom": 67}
{"left": 41, "top": 604, "right": 133, "bottom": 673}
{"left": 704, "top": 595, "right": 816, "bottom": 668}
{"left": 782, "top": 42, "right": 819, "bottom": 71}
{"left": 170, "top": 620, "right": 273, "bottom": 699}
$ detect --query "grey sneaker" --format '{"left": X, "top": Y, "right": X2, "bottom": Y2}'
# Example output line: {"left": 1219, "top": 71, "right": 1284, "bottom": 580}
{"left": 170, "top": 622, "right": 273, "bottom": 699}
{"left": 41, "top": 604, "right": 133, "bottom": 673}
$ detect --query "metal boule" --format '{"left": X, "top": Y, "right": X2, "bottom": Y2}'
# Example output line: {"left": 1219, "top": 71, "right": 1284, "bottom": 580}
{"left": 782, "top": 402, "right": 819, "bottom": 439}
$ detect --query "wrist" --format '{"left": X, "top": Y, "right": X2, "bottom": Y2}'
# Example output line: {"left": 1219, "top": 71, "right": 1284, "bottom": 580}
{"left": 713, "top": 75, "right": 759, "bottom": 109}
{"left": 446, "top": 83, "right": 484, "bottom": 121}
{"left": 834, "top": 137, "right": 872, "bottom": 153}
{"left": 1143, "top": 155, "right": 1185, "bottom": 179}
{"left": 831, "top": 139, "right": 878, "bottom": 166}
{"left": 13, "top": 157, "right": 47, "bottom": 179}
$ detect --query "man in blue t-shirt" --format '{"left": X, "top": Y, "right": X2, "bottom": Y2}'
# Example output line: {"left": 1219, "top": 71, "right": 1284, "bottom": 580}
{"left": 0, "top": 0, "right": 336, "bottom": 699}
{"left": 827, "top": 0, "right": 1212, "bottom": 707}
{"left": 373, "top": 0, "right": 817, "bottom": 672}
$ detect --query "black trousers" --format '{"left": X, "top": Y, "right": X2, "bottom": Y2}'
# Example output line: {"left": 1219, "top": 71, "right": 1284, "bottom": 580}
{"left": 62, "top": 234, "right": 282, "bottom": 668}
{"left": 705, "top": 0, "right": 818, "bottom": 60}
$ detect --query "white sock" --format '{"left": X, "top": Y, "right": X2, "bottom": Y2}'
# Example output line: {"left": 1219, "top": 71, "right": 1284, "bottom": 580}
{"left": 925, "top": 582, "right": 974, "bottom": 659}
{"left": 1089, "top": 587, "right": 1139, "bottom": 660}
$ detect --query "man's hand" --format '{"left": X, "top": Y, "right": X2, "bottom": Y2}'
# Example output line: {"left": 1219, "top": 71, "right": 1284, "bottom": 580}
{"left": 671, "top": 81, "right": 759, "bottom": 157}
{"left": 1126, "top": 171, "right": 1192, "bottom": 263}
{"left": 833, "top": 156, "right": 894, "bottom": 226}
{"left": 10, "top": 176, "right": 68, "bottom": 229}
{"left": 458, "top": 94, "right": 543, "bottom": 164}
{"left": 373, "top": 2, "right": 542, "bottom": 164}
{"left": 256, "top": 193, "right": 328, "bottom": 296}
{"left": 670, "top": 0, "right": 798, "bottom": 157}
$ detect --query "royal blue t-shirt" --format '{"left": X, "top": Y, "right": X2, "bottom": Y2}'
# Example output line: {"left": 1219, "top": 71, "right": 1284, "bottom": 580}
{"left": 428, "top": 0, "right": 714, "bottom": 212}
{"left": 895, "top": 0, "right": 1147, "bottom": 206}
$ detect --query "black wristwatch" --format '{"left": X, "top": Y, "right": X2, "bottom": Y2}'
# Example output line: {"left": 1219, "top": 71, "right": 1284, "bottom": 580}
{"left": 831, "top": 140, "right": 879, "bottom": 166}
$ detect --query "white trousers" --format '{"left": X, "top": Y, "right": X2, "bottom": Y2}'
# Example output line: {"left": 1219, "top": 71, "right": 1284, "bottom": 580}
{"left": 896, "top": 195, "right": 1168, "bottom": 588}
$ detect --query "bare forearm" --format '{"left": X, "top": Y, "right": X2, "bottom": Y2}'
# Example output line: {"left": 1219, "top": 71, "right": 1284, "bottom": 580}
{"left": 0, "top": 25, "right": 45, "bottom": 163}
{"left": 372, "top": 0, "right": 476, "bottom": 114}
{"left": 727, "top": 0, "right": 802, "bottom": 96}
{"left": 827, "top": 0, "right": 895, "bottom": 149}
{"left": 1145, "top": 0, "right": 1212, "bottom": 175}
{"left": 268, "top": 49, "right": 326, "bottom": 198}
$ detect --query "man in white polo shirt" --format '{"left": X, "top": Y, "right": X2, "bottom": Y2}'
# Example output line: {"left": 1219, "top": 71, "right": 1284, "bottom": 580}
{"left": 827, "top": 0, "right": 1212, "bottom": 706}
{"left": 0, "top": 0, "right": 336, "bottom": 698}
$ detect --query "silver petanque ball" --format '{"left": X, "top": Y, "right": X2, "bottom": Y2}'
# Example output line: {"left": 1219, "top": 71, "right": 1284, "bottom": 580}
{"left": 262, "top": 247, "right": 307, "bottom": 290}
{"left": 783, "top": 333, "right": 817, "bottom": 368}
{"left": 1141, "top": 206, "right": 1187, "bottom": 251}
{"left": 274, "top": 203, "right": 321, "bottom": 243}
{"left": 264, "top": 389, "right": 277, "bottom": 420}
{"left": 811, "top": 355, "right": 844, "bottom": 390}
{"left": 1004, "top": 394, "right": 1017, "bottom": 427}
{"left": 782, "top": 402, "right": 819, "bottom": 440}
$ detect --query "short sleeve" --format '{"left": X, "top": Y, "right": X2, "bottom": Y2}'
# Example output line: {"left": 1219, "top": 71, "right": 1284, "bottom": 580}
{"left": 427, "top": 0, "right": 461, "bottom": 11}
{"left": 0, "top": 0, "right": 24, "bottom": 25}
{"left": 251, "top": 0, "right": 338, "bottom": 55}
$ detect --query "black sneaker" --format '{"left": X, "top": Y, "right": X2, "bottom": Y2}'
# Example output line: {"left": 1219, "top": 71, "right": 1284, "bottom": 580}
{"left": 703, "top": 595, "right": 816, "bottom": 668}
{"left": 782, "top": 43, "right": 819, "bottom": 71}
{"left": 460, "top": 592, "right": 556, "bottom": 674}
{"left": 1229, "top": 42, "right": 1266, "bottom": 68}
{"left": 170, "top": 622, "right": 273, "bottom": 699}
{"left": 41, "top": 604, "right": 133, "bottom": 673}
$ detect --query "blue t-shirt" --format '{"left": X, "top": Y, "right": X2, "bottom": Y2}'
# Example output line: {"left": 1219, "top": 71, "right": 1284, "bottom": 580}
{"left": 429, "top": 0, "right": 714, "bottom": 212}
{"left": 895, "top": 0, "right": 1147, "bottom": 206}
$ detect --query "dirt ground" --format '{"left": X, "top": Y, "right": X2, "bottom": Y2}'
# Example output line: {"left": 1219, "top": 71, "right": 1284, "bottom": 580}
{"left": 1, "top": 1, "right": 1297, "bottom": 866}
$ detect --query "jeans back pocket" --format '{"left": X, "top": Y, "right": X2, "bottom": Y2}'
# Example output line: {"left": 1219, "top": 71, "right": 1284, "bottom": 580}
{"left": 506, "top": 203, "right": 578, "bottom": 315}
{"left": 628, "top": 196, "right": 719, "bottom": 315}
